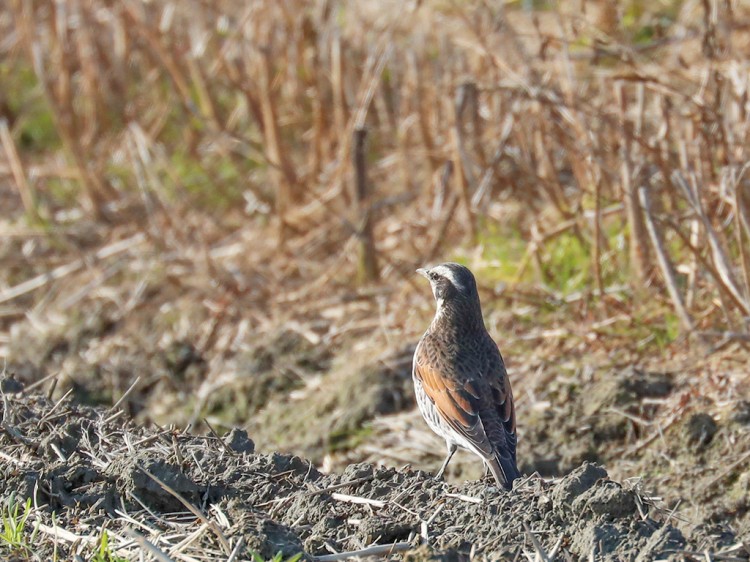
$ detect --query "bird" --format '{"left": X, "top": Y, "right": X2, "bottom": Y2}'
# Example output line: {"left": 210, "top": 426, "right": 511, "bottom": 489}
{"left": 413, "top": 262, "right": 520, "bottom": 490}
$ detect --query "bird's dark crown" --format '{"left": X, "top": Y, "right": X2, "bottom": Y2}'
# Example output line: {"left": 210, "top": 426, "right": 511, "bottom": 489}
{"left": 420, "top": 262, "right": 477, "bottom": 299}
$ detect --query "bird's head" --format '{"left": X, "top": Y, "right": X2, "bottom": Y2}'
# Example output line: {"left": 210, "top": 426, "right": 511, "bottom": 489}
{"left": 417, "top": 263, "right": 483, "bottom": 324}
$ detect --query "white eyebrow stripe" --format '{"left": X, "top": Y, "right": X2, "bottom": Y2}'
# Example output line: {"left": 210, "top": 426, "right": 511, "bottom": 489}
{"left": 432, "top": 265, "right": 463, "bottom": 289}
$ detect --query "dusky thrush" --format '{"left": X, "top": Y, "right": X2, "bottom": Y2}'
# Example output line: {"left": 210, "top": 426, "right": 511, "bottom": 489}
{"left": 413, "top": 263, "right": 520, "bottom": 490}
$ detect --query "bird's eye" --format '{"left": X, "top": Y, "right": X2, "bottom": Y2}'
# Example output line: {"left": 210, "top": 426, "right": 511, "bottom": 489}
{"left": 429, "top": 272, "right": 439, "bottom": 280}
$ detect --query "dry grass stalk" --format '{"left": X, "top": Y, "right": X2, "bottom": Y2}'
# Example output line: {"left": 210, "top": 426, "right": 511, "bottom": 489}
{"left": 728, "top": 167, "right": 750, "bottom": 303}
{"left": 522, "top": 521, "right": 552, "bottom": 562}
{"left": 470, "top": 114, "right": 514, "bottom": 212}
{"left": 592, "top": 168, "right": 604, "bottom": 297}
{"left": 314, "top": 541, "right": 413, "bottom": 562}
{"left": 124, "top": 529, "right": 177, "bottom": 562}
{"left": 352, "top": 127, "right": 379, "bottom": 283}
{"left": 258, "top": 46, "right": 300, "bottom": 245}
{"left": 12, "top": 1, "right": 113, "bottom": 218}
{"left": 614, "top": 81, "right": 650, "bottom": 284}
{"left": 452, "top": 82, "right": 479, "bottom": 238}
{"left": 638, "top": 186, "right": 694, "bottom": 332}
{"left": 0, "top": 119, "right": 38, "bottom": 222}
{"left": 410, "top": 53, "right": 440, "bottom": 175}
{"left": 136, "top": 463, "right": 231, "bottom": 554}
{"left": 673, "top": 172, "right": 750, "bottom": 316}
{"left": 426, "top": 162, "right": 458, "bottom": 262}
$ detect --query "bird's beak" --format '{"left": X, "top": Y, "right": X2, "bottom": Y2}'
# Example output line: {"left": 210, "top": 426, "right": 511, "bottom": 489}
{"left": 416, "top": 268, "right": 429, "bottom": 278}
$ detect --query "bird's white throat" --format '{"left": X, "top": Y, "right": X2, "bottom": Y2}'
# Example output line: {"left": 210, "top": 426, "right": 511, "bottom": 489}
{"left": 432, "top": 297, "right": 447, "bottom": 323}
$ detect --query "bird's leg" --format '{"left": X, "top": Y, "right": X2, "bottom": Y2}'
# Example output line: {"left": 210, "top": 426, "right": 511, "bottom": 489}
{"left": 435, "top": 443, "right": 457, "bottom": 480}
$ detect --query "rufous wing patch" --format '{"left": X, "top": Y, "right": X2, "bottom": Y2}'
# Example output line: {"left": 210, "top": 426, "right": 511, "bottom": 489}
{"left": 414, "top": 356, "right": 493, "bottom": 458}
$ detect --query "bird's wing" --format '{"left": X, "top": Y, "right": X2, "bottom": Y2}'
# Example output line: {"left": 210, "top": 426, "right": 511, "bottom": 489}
{"left": 481, "top": 345, "right": 518, "bottom": 463}
{"left": 413, "top": 340, "right": 494, "bottom": 458}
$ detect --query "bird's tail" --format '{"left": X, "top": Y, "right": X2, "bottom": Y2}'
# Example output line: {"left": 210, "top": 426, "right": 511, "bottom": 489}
{"left": 487, "top": 454, "right": 521, "bottom": 491}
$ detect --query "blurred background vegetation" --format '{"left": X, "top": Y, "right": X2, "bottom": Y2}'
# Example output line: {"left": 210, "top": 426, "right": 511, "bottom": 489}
{"left": 1, "top": 0, "right": 750, "bottom": 527}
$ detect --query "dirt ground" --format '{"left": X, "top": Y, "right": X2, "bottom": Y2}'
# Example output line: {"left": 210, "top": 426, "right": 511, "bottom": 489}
{"left": 0, "top": 388, "right": 748, "bottom": 561}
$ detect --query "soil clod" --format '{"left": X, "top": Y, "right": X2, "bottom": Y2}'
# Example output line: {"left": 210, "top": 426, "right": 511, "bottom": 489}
{"left": 684, "top": 413, "right": 718, "bottom": 450}
{"left": 224, "top": 428, "right": 255, "bottom": 454}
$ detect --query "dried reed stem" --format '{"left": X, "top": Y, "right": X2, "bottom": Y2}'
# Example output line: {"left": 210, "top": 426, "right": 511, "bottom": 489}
{"left": 257, "top": 47, "right": 299, "bottom": 245}
{"left": 673, "top": 172, "right": 750, "bottom": 315}
{"left": 615, "top": 81, "right": 650, "bottom": 284}
{"left": 638, "top": 187, "right": 694, "bottom": 332}
{"left": 353, "top": 127, "right": 379, "bottom": 283}
{"left": 0, "top": 119, "right": 39, "bottom": 222}
{"left": 453, "top": 82, "right": 478, "bottom": 238}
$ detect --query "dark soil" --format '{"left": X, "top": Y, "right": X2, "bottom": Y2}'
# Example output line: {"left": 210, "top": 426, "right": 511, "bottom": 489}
{"left": 0, "top": 392, "right": 747, "bottom": 561}
{"left": 521, "top": 367, "right": 676, "bottom": 476}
